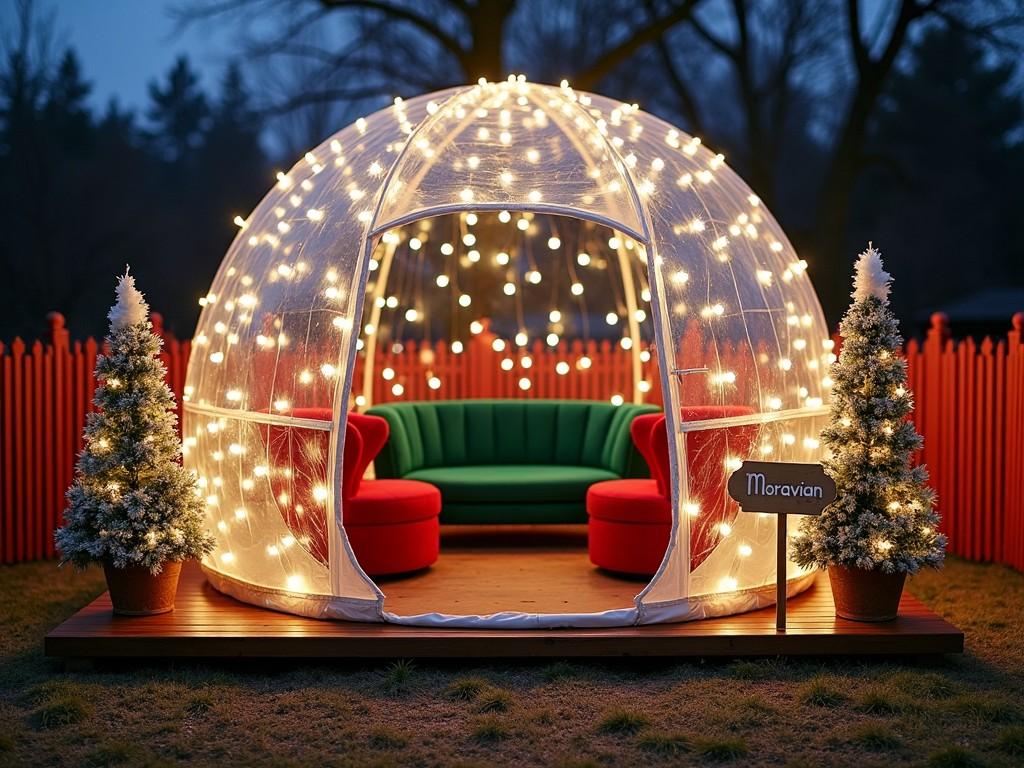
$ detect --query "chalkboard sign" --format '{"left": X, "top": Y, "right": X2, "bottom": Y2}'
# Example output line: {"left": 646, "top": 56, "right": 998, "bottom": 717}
{"left": 727, "top": 461, "right": 837, "bottom": 516}
{"left": 727, "top": 460, "right": 837, "bottom": 631}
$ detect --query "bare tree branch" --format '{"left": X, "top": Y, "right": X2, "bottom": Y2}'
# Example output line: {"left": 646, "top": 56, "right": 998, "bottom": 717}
{"left": 317, "top": 0, "right": 467, "bottom": 63}
{"left": 654, "top": 36, "right": 704, "bottom": 136}
{"left": 574, "top": 0, "right": 704, "bottom": 90}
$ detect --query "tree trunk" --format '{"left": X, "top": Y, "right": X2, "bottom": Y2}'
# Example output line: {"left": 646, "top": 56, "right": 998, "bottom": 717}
{"left": 462, "top": 0, "right": 515, "bottom": 82}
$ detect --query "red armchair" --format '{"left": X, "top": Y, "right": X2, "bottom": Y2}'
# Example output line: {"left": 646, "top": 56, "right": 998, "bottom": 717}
{"left": 587, "top": 407, "right": 758, "bottom": 576}
{"left": 344, "top": 412, "right": 441, "bottom": 576}
{"left": 265, "top": 409, "right": 440, "bottom": 576}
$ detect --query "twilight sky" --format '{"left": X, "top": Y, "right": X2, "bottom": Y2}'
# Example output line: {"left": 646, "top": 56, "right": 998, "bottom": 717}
{"left": 2, "top": 0, "right": 237, "bottom": 113}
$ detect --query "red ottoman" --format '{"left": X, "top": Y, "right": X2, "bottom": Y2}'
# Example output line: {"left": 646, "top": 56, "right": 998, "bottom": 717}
{"left": 343, "top": 478, "right": 440, "bottom": 576}
{"left": 266, "top": 409, "right": 440, "bottom": 576}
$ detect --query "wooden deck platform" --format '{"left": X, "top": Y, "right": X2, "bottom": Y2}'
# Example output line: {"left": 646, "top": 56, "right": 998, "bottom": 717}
{"left": 46, "top": 533, "right": 963, "bottom": 662}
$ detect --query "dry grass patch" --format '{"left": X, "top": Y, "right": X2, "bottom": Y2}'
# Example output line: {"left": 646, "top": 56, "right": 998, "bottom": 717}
{"left": 525, "top": 706, "right": 554, "bottom": 725}
{"left": 597, "top": 709, "right": 648, "bottom": 735}
{"left": 444, "top": 676, "right": 488, "bottom": 701}
{"left": 727, "top": 695, "right": 777, "bottom": 728}
{"left": 367, "top": 726, "right": 408, "bottom": 750}
{"left": 947, "top": 691, "right": 1021, "bottom": 724}
{"left": 856, "top": 686, "right": 914, "bottom": 716}
{"left": 797, "top": 676, "right": 847, "bottom": 708}
{"left": 84, "top": 740, "right": 141, "bottom": 766}
{"left": 33, "top": 694, "right": 91, "bottom": 730}
{"left": 694, "top": 735, "right": 748, "bottom": 761}
{"left": 540, "top": 661, "right": 585, "bottom": 682}
{"left": 637, "top": 730, "right": 692, "bottom": 756}
{"left": 184, "top": 691, "right": 216, "bottom": 717}
{"left": 470, "top": 715, "right": 510, "bottom": 744}
{"left": 927, "top": 745, "right": 986, "bottom": 767}
{"left": 477, "top": 689, "right": 512, "bottom": 713}
{"left": 727, "top": 660, "right": 770, "bottom": 681}
{"left": 887, "top": 669, "right": 959, "bottom": 700}
{"left": 995, "top": 725, "right": 1024, "bottom": 757}
{"left": 380, "top": 659, "right": 416, "bottom": 695}
{"left": 849, "top": 723, "right": 902, "bottom": 751}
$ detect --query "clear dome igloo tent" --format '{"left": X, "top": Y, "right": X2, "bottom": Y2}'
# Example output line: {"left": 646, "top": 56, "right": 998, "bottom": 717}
{"left": 183, "top": 78, "right": 832, "bottom": 628}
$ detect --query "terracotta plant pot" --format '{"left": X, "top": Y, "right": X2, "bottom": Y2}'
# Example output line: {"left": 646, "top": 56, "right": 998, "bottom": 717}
{"left": 828, "top": 564, "right": 907, "bottom": 622}
{"left": 103, "top": 560, "right": 183, "bottom": 616}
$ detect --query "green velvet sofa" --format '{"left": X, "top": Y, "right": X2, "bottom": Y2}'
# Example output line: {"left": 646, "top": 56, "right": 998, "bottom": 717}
{"left": 365, "top": 399, "right": 661, "bottom": 524}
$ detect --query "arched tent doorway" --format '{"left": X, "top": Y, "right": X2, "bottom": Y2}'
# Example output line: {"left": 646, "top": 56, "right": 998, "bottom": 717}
{"left": 184, "top": 78, "right": 832, "bottom": 628}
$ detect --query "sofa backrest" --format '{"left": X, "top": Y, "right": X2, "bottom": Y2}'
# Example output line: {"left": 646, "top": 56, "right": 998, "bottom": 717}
{"left": 366, "top": 400, "right": 660, "bottom": 478}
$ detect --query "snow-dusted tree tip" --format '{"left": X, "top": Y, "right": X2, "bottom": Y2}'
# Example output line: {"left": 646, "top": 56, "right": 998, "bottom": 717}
{"left": 108, "top": 268, "right": 150, "bottom": 331}
{"left": 852, "top": 243, "right": 891, "bottom": 304}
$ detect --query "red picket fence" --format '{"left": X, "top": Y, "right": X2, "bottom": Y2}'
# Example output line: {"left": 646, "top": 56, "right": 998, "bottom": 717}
{"left": 2, "top": 311, "right": 1023, "bottom": 569}
{"left": 906, "top": 313, "right": 1024, "bottom": 571}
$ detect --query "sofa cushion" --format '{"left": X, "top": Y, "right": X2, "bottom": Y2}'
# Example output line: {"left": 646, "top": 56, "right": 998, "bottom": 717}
{"left": 438, "top": 502, "right": 587, "bottom": 525}
{"left": 405, "top": 464, "right": 619, "bottom": 504}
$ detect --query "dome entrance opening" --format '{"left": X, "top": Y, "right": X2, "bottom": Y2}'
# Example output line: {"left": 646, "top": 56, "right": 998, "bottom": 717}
{"left": 350, "top": 211, "right": 662, "bottom": 618}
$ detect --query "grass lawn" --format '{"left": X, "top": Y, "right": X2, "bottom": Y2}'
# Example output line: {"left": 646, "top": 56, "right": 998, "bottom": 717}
{"left": 1, "top": 558, "right": 1022, "bottom": 767}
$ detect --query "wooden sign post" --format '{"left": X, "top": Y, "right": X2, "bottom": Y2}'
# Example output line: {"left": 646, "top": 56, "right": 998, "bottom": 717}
{"left": 727, "top": 461, "right": 837, "bottom": 631}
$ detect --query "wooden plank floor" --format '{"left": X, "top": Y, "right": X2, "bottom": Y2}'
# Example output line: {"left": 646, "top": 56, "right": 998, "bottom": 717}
{"left": 46, "top": 527, "right": 963, "bottom": 661}
{"left": 378, "top": 525, "right": 646, "bottom": 615}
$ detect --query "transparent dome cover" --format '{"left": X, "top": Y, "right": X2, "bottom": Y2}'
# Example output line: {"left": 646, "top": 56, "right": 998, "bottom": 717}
{"left": 183, "top": 78, "right": 832, "bottom": 627}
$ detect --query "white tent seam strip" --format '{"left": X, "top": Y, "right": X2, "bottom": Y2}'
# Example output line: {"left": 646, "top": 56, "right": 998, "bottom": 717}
{"left": 678, "top": 405, "right": 828, "bottom": 432}
{"left": 370, "top": 202, "right": 647, "bottom": 245}
{"left": 183, "top": 402, "right": 333, "bottom": 431}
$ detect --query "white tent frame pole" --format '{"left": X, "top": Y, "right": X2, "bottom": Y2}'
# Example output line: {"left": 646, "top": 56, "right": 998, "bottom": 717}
{"left": 359, "top": 236, "right": 401, "bottom": 411}
{"left": 614, "top": 236, "right": 644, "bottom": 404}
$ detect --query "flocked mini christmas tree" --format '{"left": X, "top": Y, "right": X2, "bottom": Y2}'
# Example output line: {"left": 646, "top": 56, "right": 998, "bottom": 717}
{"left": 56, "top": 271, "right": 214, "bottom": 573}
{"left": 793, "top": 246, "right": 945, "bottom": 574}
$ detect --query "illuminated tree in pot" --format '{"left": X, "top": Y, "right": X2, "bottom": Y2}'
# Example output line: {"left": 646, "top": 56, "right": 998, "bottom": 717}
{"left": 793, "top": 246, "right": 945, "bottom": 618}
{"left": 57, "top": 272, "right": 213, "bottom": 613}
